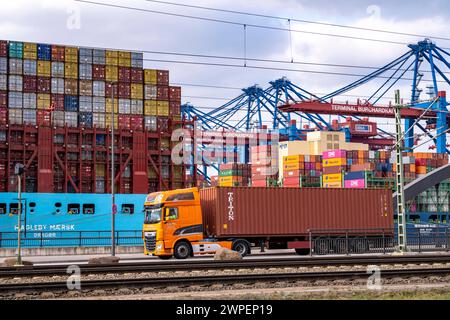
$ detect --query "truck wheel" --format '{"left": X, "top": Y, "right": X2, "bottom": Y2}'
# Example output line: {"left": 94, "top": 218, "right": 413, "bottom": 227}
{"left": 173, "top": 241, "right": 191, "bottom": 259}
{"left": 232, "top": 239, "right": 251, "bottom": 257}
{"left": 158, "top": 255, "right": 172, "bottom": 260}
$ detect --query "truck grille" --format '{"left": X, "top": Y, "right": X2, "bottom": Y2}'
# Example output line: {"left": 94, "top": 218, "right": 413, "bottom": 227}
{"left": 144, "top": 232, "right": 156, "bottom": 252}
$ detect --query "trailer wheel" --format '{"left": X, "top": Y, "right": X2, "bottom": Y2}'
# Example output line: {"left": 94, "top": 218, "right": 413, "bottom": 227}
{"left": 173, "top": 241, "right": 191, "bottom": 259}
{"left": 157, "top": 255, "right": 172, "bottom": 260}
{"left": 232, "top": 239, "right": 251, "bottom": 257}
{"left": 295, "top": 248, "right": 310, "bottom": 255}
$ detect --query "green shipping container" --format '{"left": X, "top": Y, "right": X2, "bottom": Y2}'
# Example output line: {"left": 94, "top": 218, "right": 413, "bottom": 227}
{"left": 9, "top": 41, "right": 23, "bottom": 59}
{"left": 219, "top": 169, "right": 242, "bottom": 177}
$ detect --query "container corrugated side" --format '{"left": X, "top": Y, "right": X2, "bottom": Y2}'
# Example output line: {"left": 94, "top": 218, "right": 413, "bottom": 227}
{"left": 200, "top": 187, "right": 393, "bottom": 238}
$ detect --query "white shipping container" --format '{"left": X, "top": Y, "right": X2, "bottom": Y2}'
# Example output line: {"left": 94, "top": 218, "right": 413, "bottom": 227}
{"left": 8, "top": 109, "right": 23, "bottom": 125}
{"left": 144, "top": 85, "right": 157, "bottom": 100}
{"left": 119, "top": 99, "right": 131, "bottom": 114}
{"left": 79, "top": 96, "right": 93, "bottom": 112}
{"left": 23, "top": 109, "right": 36, "bottom": 125}
{"left": 9, "top": 59, "right": 23, "bottom": 75}
{"left": 64, "top": 111, "right": 78, "bottom": 127}
{"left": 52, "top": 111, "right": 65, "bottom": 127}
{"left": 23, "top": 93, "right": 37, "bottom": 109}
{"left": 8, "top": 92, "right": 23, "bottom": 109}
{"left": 93, "top": 49, "right": 106, "bottom": 65}
{"left": 0, "top": 74, "right": 6, "bottom": 91}
{"left": 93, "top": 113, "right": 106, "bottom": 128}
{"left": 9, "top": 75, "right": 23, "bottom": 92}
{"left": 79, "top": 48, "right": 93, "bottom": 64}
{"left": 144, "top": 116, "right": 157, "bottom": 131}
{"left": 51, "top": 78, "right": 65, "bottom": 94}
{"left": 79, "top": 64, "right": 92, "bottom": 80}
{"left": 51, "top": 62, "right": 65, "bottom": 78}
{"left": 130, "top": 99, "right": 143, "bottom": 114}
{"left": 0, "top": 57, "right": 7, "bottom": 74}
{"left": 93, "top": 97, "right": 106, "bottom": 113}
{"left": 23, "top": 60, "right": 37, "bottom": 76}
{"left": 131, "top": 52, "right": 143, "bottom": 69}
{"left": 93, "top": 81, "right": 105, "bottom": 97}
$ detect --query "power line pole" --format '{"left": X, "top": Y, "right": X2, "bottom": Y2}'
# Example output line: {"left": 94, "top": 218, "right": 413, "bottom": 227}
{"left": 394, "top": 90, "right": 407, "bottom": 253}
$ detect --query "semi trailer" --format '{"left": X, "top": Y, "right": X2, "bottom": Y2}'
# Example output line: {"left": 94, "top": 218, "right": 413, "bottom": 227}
{"left": 142, "top": 187, "right": 393, "bottom": 259}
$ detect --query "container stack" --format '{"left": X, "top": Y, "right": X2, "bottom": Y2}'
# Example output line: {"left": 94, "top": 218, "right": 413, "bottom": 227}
{"left": 414, "top": 153, "right": 449, "bottom": 176}
{"left": 322, "top": 150, "right": 346, "bottom": 188}
{"left": 0, "top": 39, "right": 190, "bottom": 194}
{"left": 282, "top": 155, "right": 322, "bottom": 188}
{"left": 344, "top": 171, "right": 366, "bottom": 189}
{"left": 218, "top": 163, "right": 251, "bottom": 187}
{"left": 250, "top": 145, "right": 278, "bottom": 187}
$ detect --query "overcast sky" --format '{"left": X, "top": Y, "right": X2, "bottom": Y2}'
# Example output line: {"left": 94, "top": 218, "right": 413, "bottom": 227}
{"left": 1, "top": 0, "right": 450, "bottom": 144}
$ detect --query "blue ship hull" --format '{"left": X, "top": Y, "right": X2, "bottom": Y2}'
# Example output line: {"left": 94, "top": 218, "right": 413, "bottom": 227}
{"left": 0, "top": 192, "right": 147, "bottom": 239}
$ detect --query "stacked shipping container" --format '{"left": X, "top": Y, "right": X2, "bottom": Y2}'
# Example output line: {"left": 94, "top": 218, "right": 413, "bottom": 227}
{"left": 250, "top": 145, "right": 278, "bottom": 187}
{"left": 218, "top": 163, "right": 251, "bottom": 187}
{"left": 322, "top": 150, "right": 346, "bottom": 188}
{"left": 282, "top": 155, "right": 321, "bottom": 188}
{"left": 0, "top": 40, "right": 191, "bottom": 194}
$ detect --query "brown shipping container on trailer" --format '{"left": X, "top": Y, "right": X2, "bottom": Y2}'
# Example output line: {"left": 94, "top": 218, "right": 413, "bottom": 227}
{"left": 200, "top": 187, "right": 393, "bottom": 238}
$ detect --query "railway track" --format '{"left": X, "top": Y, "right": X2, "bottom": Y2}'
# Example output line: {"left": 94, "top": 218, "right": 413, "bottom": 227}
{"left": 1, "top": 254, "right": 450, "bottom": 278}
{"left": 1, "top": 267, "right": 449, "bottom": 296}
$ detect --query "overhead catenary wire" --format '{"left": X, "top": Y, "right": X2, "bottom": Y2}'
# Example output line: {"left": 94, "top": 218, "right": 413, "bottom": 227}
{"left": 74, "top": 0, "right": 438, "bottom": 48}
{"left": 142, "top": 0, "right": 450, "bottom": 42}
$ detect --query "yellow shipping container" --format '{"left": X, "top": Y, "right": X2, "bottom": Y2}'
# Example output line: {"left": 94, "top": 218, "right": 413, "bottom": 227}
{"left": 119, "top": 51, "right": 131, "bottom": 59}
{"left": 105, "top": 114, "right": 119, "bottom": 130}
{"left": 106, "top": 98, "right": 119, "bottom": 114}
{"left": 118, "top": 58, "right": 131, "bottom": 67}
{"left": 37, "top": 61, "right": 51, "bottom": 77}
{"left": 65, "top": 63, "right": 78, "bottom": 79}
{"left": 65, "top": 46, "right": 78, "bottom": 56}
{"left": 65, "top": 47, "right": 78, "bottom": 63}
{"left": 219, "top": 176, "right": 240, "bottom": 183}
{"left": 283, "top": 155, "right": 301, "bottom": 164}
{"left": 106, "top": 50, "right": 119, "bottom": 66}
{"left": 148, "top": 167, "right": 157, "bottom": 179}
{"left": 96, "top": 164, "right": 106, "bottom": 177}
{"left": 23, "top": 43, "right": 37, "bottom": 59}
{"left": 322, "top": 158, "right": 346, "bottom": 168}
{"left": 323, "top": 182, "right": 342, "bottom": 188}
{"left": 283, "top": 163, "right": 300, "bottom": 171}
{"left": 37, "top": 94, "right": 51, "bottom": 110}
{"left": 322, "top": 173, "right": 343, "bottom": 183}
{"left": 106, "top": 66, "right": 118, "bottom": 82}
{"left": 157, "top": 101, "right": 169, "bottom": 116}
{"left": 144, "top": 100, "right": 158, "bottom": 115}
{"left": 131, "top": 84, "right": 144, "bottom": 100}
{"left": 144, "top": 69, "right": 157, "bottom": 85}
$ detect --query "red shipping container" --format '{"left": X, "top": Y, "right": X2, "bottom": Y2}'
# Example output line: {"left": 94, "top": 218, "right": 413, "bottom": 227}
{"left": 157, "top": 117, "right": 169, "bottom": 132}
{"left": 157, "top": 85, "right": 169, "bottom": 100}
{"left": 169, "top": 101, "right": 180, "bottom": 116}
{"left": 51, "top": 45, "right": 65, "bottom": 61}
{"left": 157, "top": 70, "right": 169, "bottom": 86}
{"left": 23, "top": 76, "right": 37, "bottom": 93}
{"left": 51, "top": 94, "right": 65, "bottom": 111}
{"left": 118, "top": 83, "right": 131, "bottom": 98}
{"left": 105, "top": 83, "right": 118, "bottom": 97}
{"left": 0, "top": 108, "right": 7, "bottom": 125}
{"left": 37, "top": 110, "right": 51, "bottom": 126}
{"left": 284, "top": 170, "right": 301, "bottom": 178}
{"left": 130, "top": 116, "right": 143, "bottom": 130}
{"left": 118, "top": 67, "right": 131, "bottom": 83}
{"left": 92, "top": 65, "right": 105, "bottom": 81}
{"left": 0, "top": 91, "right": 6, "bottom": 108}
{"left": 169, "top": 86, "right": 181, "bottom": 102}
{"left": 37, "top": 77, "right": 51, "bottom": 93}
{"left": 284, "top": 177, "right": 300, "bottom": 185}
{"left": 118, "top": 115, "right": 131, "bottom": 130}
{"left": 0, "top": 40, "right": 7, "bottom": 57}
{"left": 130, "top": 68, "right": 143, "bottom": 83}
{"left": 251, "top": 180, "right": 267, "bottom": 187}
{"left": 322, "top": 166, "right": 342, "bottom": 175}
{"left": 200, "top": 187, "right": 393, "bottom": 238}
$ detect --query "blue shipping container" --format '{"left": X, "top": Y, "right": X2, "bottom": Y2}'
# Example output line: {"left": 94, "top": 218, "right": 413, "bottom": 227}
{"left": 64, "top": 95, "right": 79, "bottom": 111}
{"left": 9, "top": 42, "right": 23, "bottom": 59}
{"left": 37, "top": 44, "right": 51, "bottom": 61}
{"left": 344, "top": 171, "right": 366, "bottom": 181}
{"left": 79, "top": 112, "right": 93, "bottom": 128}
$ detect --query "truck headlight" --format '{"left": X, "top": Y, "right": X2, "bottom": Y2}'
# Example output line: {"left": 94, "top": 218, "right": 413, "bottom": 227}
{"left": 156, "top": 244, "right": 163, "bottom": 250}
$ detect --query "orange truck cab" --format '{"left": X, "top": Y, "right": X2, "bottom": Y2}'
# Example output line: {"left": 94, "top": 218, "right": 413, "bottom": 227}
{"left": 142, "top": 187, "right": 240, "bottom": 259}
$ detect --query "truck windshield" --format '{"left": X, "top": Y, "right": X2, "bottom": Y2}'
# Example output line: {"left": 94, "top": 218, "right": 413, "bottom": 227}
{"left": 144, "top": 207, "right": 162, "bottom": 224}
